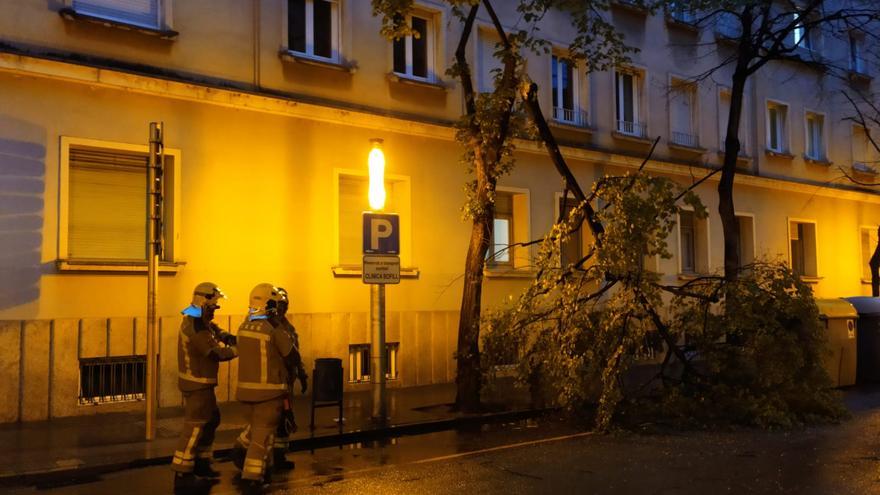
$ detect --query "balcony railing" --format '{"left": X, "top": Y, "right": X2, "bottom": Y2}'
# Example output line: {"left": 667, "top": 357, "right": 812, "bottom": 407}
{"left": 616, "top": 120, "right": 647, "bottom": 138}
{"left": 553, "top": 107, "right": 589, "bottom": 128}
{"left": 671, "top": 131, "right": 699, "bottom": 148}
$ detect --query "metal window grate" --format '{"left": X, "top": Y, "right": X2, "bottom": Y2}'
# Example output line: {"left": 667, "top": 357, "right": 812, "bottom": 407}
{"left": 79, "top": 355, "right": 146, "bottom": 404}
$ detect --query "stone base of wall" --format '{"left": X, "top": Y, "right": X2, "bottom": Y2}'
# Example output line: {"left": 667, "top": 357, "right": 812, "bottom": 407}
{"left": 0, "top": 310, "right": 459, "bottom": 423}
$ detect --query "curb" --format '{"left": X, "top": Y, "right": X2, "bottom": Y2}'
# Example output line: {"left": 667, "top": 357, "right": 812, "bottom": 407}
{"left": 0, "top": 407, "right": 554, "bottom": 488}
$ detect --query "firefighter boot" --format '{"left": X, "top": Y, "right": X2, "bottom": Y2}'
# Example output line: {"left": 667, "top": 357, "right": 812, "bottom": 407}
{"left": 193, "top": 458, "right": 221, "bottom": 478}
{"left": 173, "top": 472, "right": 213, "bottom": 493}
{"left": 273, "top": 449, "right": 295, "bottom": 471}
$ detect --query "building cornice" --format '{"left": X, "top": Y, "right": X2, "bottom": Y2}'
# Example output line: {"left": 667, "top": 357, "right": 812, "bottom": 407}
{"left": 1, "top": 42, "right": 879, "bottom": 204}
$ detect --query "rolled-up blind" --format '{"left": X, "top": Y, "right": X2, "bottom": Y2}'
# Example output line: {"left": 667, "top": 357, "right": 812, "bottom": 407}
{"left": 72, "top": 0, "right": 160, "bottom": 28}
{"left": 68, "top": 147, "right": 148, "bottom": 260}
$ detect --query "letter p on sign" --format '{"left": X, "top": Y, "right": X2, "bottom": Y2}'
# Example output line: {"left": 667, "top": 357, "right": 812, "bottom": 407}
{"left": 363, "top": 213, "right": 400, "bottom": 255}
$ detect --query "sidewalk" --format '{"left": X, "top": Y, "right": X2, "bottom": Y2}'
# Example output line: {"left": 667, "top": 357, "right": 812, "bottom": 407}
{"left": 0, "top": 383, "right": 542, "bottom": 486}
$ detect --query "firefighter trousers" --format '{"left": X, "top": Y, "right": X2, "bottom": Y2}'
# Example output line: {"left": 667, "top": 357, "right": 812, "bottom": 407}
{"left": 235, "top": 398, "right": 283, "bottom": 481}
{"left": 171, "top": 388, "right": 220, "bottom": 473}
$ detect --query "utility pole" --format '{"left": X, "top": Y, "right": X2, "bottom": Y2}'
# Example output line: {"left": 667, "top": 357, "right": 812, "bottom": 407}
{"left": 145, "top": 122, "right": 164, "bottom": 440}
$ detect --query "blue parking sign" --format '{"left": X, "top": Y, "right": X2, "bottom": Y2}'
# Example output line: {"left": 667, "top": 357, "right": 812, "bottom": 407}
{"left": 363, "top": 212, "right": 400, "bottom": 254}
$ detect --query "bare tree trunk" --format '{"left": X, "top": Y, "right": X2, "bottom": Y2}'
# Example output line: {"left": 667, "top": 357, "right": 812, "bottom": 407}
{"left": 871, "top": 226, "right": 880, "bottom": 297}
{"left": 456, "top": 210, "right": 491, "bottom": 411}
{"left": 718, "top": 68, "right": 748, "bottom": 281}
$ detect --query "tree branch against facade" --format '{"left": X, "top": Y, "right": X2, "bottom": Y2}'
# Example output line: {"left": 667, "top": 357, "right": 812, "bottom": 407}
{"left": 372, "top": 0, "right": 651, "bottom": 411}
{"left": 675, "top": 0, "right": 880, "bottom": 281}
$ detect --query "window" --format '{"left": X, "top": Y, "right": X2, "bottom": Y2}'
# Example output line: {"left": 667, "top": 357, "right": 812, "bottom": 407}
{"left": 559, "top": 197, "right": 583, "bottom": 267}
{"left": 348, "top": 344, "right": 370, "bottom": 382}
{"left": 62, "top": 141, "right": 177, "bottom": 262}
{"left": 386, "top": 343, "right": 399, "bottom": 380}
{"left": 288, "top": 0, "right": 339, "bottom": 62}
{"left": 861, "top": 227, "right": 879, "bottom": 281}
{"left": 766, "top": 101, "right": 788, "bottom": 153}
{"left": 678, "top": 210, "right": 708, "bottom": 275}
{"left": 348, "top": 344, "right": 399, "bottom": 382}
{"left": 337, "top": 172, "right": 410, "bottom": 267}
{"left": 393, "top": 11, "right": 435, "bottom": 81}
{"left": 79, "top": 355, "right": 146, "bottom": 404}
{"left": 669, "top": 80, "right": 698, "bottom": 148}
{"left": 851, "top": 33, "right": 867, "bottom": 74}
{"left": 490, "top": 192, "right": 514, "bottom": 266}
{"left": 805, "top": 112, "right": 825, "bottom": 161}
{"left": 487, "top": 189, "right": 530, "bottom": 270}
{"left": 789, "top": 220, "right": 818, "bottom": 278}
{"left": 477, "top": 27, "right": 502, "bottom": 93}
{"left": 552, "top": 55, "right": 586, "bottom": 127}
{"left": 71, "top": 0, "right": 162, "bottom": 29}
{"left": 791, "top": 12, "right": 820, "bottom": 52}
{"left": 852, "top": 125, "right": 878, "bottom": 167}
{"left": 615, "top": 69, "right": 645, "bottom": 137}
{"left": 736, "top": 214, "right": 755, "bottom": 268}
{"left": 719, "top": 88, "right": 748, "bottom": 154}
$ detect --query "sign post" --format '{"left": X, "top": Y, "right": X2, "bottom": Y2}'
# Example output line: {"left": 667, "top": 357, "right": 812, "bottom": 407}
{"left": 145, "top": 122, "right": 164, "bottom": 441}
{"left": 363, "top": 211, "right": 399, "bottom": 422}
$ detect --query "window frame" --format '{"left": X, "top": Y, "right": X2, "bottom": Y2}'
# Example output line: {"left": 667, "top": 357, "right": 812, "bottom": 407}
{"left": 804, "top": 110, "right": 827, "bottom": 161}
{"left": 489, "top": 191, "right": 515, "bottom": 268}
{"left": 735, "top": 212, "right": 757, "bottom": 269}
{"left": 787, "top": 218, "right": 819, "bottom": 279}
{"left": 554, "top": 192, "right": 587, "bottom": 269}
{"left": 475, "top": 24, "right": 502, "bottom": 93}
{"left": 391, "top": 7, "right": 439, "bottom": 83}
{"left": 765, "top": 99, "right": 790, "bottom": 154}
{"left": 65, "top": 0, "right": 173, "bottom": 31}
{"left": 676, "top": 207, "right": 710, "bottom": 276}
{"left": 860, "top": 225, "right": 879, "bottom": 283}
{"left": 283, "top": 0, "right": 342, "bottom": 63}
{"left": 614, "top": 67, "right": 647, "bottom": 137}
{"left": 550, "top": 51, "right": 587, "bottom": 127}
{"left": 58, "top": 136, "right": 182, "bottom": 271}
{"left": 717, "top": 86, "right": 751, "bottom": 155}
{"left": 850, "top": 32, "right": 867, "bottom": 74}
{"left": 332, "top": 168, "right": 413, "bottom": 271}
{"left": 851, "top": 123, "right": 877, "bottom": 167}
{"left": 485, "top": 186, "right": 531, "bottom": 274}
{"left": 668, "top": 75, "right": 699, "bottom": 148}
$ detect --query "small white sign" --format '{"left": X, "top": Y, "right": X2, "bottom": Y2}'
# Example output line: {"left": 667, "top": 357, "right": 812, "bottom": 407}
{"left": 363, "top": 255, "right": 401, "bottom": 285}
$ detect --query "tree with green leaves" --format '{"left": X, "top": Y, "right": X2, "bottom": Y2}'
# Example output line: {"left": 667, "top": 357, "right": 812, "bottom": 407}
{"left": 372, "top": 0, "right": 654, "bottom": 411}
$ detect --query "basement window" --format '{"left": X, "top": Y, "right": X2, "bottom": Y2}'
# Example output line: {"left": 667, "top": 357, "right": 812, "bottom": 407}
{"left": 79, "top": 355, "right": 146, "bottom": 405}
{"left": 348, "top": 343, "right": 400, "bottom": 383}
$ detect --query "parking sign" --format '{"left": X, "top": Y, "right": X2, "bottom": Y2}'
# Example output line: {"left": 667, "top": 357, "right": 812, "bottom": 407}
{"left": 363, "top": 212, "right": 400, "bottom": 254}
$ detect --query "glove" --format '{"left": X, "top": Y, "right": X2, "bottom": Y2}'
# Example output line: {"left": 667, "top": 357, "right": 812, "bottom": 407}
{"left": 219, "top": 333, "right": 237, "bottom": 346}
{"left": 282, "top": 409, "right": 297, "bottom": 435}
{"left": 299, "top": 373, "right": 308, "bottom": 395}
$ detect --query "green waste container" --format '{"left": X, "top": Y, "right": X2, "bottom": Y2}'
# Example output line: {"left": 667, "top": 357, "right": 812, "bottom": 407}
{"left": 816, "top": 299, "right": 858, "bottom": 387}
{"left": 845, "top": 297, "right": 880, "bottom": 382}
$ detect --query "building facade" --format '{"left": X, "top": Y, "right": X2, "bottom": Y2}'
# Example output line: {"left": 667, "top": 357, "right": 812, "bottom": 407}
{"left": 0, "top": 0, "right": 878, "bottom": 423}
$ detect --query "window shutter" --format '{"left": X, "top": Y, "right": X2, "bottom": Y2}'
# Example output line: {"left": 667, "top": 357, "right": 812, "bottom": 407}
{"left": 479, "top": 30, "right": 502, "bottom": 92}
{"left": 73, "top": 0, "right": 160, "bottom": 28}
{"left": 670, "top": 86, "right": 692, "bottom": 135}
{"left": 68, "top": 147, "right": 149, "bottom": 260}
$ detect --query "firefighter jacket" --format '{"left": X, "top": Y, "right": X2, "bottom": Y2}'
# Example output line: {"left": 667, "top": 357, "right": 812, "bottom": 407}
{"left": 236, "top": 317, "right": 296, "bottom": 402}
{"left": 177, "top": 316, "right": 238, "bottom": 392}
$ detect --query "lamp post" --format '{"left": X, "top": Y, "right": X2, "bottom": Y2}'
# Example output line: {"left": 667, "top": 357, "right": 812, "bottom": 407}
{"left": 367, "top": 138, "right": 387, "bottom": 422}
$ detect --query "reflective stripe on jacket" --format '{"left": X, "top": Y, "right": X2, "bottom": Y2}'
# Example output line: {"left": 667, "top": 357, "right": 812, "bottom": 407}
{"left": 177, "top": 317, "right": 220, "bottom": 392}
{"left": 236, "top": 319, "right": 294, "bottom": 402}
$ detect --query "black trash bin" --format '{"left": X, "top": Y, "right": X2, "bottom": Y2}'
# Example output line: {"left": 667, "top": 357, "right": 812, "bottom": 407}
{"left": 845, "top": 297, "right": 880, "bottom": 382}
{"left": 310, "top": 358, "right": 343, "bottom": 429}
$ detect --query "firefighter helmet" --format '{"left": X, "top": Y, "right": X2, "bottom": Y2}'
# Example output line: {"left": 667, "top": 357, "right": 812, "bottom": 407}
{"left": 191, "top": 282, "right": 226, "bottom": 308}
{"left": 248, "top": 283, "right": 283, "bottom": 317}
{"left": 276, "top": 287, "right": 290, "bottom": 316}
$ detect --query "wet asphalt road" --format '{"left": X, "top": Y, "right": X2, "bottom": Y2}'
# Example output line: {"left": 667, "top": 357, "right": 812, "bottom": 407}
{"left": 10, "top": 388, "right": 880, "bottom": 494}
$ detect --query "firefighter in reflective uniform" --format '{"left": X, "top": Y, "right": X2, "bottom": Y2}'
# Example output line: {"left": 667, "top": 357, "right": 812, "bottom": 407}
{"left": 271, "top": 287, "right": 308, "bottom": 469}
{"left": 172, "top": 282, "right": 238, "bottom": 492}
{"left": 233, "top": 283, "right": 297, "bottom": 492}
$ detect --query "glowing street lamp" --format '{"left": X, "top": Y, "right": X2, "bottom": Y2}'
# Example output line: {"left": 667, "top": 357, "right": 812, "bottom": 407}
{"left": 368, "top": 138, "right": 386, "bottom": 211}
